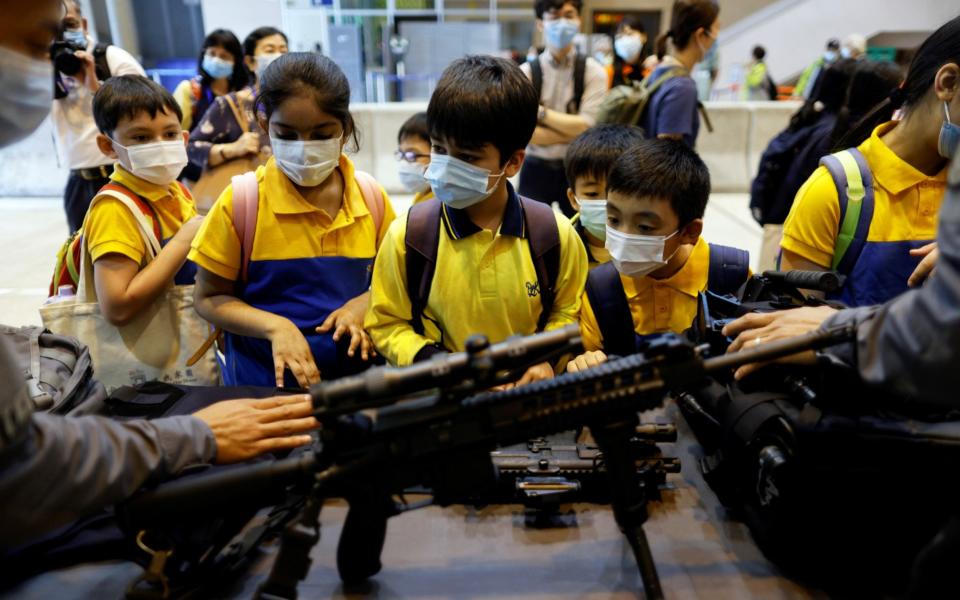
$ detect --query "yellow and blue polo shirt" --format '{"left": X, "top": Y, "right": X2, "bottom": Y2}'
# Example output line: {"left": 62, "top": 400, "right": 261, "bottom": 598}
{"left": 412, "top": 189, "right": 435, "bottom": 205}
{"left": 84, "top": 164, "right": 198, "bottom": 285}
{"left": 188, "top": 154, "right": 396, "bottom": 385}
{"left": 365, "top": 186, "right": 588, "bottom": 367}
{"left": 781, "top": 121, "right": 946, "bottom": 306}
{"left": 570, "top": 213, "right": 610, "bottom": 268}
{"left": 579, "top": 237, "right": 713, "bottom": 352}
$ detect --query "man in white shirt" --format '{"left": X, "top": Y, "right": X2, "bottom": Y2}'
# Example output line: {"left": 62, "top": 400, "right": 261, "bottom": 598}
{"left": 52, "top": 0, "right": 144, "bottom": 232}
{"left": 519, "top": 0, "right": 608, "bottom": 218}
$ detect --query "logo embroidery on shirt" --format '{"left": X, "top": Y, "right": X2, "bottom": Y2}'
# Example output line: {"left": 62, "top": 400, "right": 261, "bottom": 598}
{"left": 525, "top": 281, "right": 540, "bottom": 298}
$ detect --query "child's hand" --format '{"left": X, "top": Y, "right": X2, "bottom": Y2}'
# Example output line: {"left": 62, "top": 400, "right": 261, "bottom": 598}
{"left": 514, "top": 361, "right": 554, "bottom": 388}
{"left": 566, "top": 350, "right": 607, "bottom": 373}
{"left": 316, "top": 299, "right": 376, "bottom": 361}
{"left": 267, "top": 317, "right": 321, "bottom": 388}
{"left": 908, "top": 242, "right": 938, "bottom": 287}
{"left": 174, "top": 215, "right": 205, "bottom": 244}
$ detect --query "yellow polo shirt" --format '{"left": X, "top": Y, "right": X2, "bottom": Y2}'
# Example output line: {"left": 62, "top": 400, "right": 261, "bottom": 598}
{"left": 365, "top": 191, "right": 588, "bottom": 367}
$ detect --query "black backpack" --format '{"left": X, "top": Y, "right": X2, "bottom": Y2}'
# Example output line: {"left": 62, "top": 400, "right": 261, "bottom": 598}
{"left": 404, "top": 198, "right": 561, "bottom": 337}
{"left": 749, "top": 125, "right": 814, "bottom": 225}
{"left": 529, "top": 54, "right": 587, "bottom": 114}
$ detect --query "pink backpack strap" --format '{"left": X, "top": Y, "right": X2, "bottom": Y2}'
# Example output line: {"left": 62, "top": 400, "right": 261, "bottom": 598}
{"left": 354, "top": 170, "right": 385, "bottom": 247}
{"left": 229, "top": 171, "right": 259, "bottom": 281}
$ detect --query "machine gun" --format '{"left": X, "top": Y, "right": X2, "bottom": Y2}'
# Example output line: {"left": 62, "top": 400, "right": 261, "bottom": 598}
{"left": 119, "top": 324, "right": 854, "bottom": 600}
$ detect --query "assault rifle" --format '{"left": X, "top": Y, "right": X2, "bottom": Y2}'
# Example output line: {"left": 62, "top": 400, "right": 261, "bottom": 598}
{"left": 120, "top": 323, "right": 854, "bottom": 599}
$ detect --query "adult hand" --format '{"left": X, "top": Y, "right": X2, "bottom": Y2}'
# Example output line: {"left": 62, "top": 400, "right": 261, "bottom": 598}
{"left": 908, "top": 242, "right": 938, "bottom": 287}
{"left": 73, "top": 50, "right": 100, "bottom": 92}
{"left": 566, "top": 350, "right": 608, "bottom": 373}
{"left": 316, "top": 294, "right": 375, "bottom": 361}
{"left": 721, "top": 306, "right": 838, "bottom": 380}
{"left": 228, "top": 132, "right": 260, "bottom": 158}
{"left": 192, "top": 394, "right": 318, "bottom": 464}
{"left": 267, "top": 317, "right": 321, "bottom": 388}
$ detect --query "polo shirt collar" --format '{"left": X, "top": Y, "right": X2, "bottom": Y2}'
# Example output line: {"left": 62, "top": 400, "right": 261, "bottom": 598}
{"left": 266, "top": 154, "right": 369, "bottom": 224}
{"left": 621, "top": 237, "right": 709, "bottom": 299}
{"left": 109, "top": 165, "right": 176, "bottom": 203}
{"left": 865, "top": 121, "right": 948, "bottom": 195}
{"left": 441, "top": 181, "right": 525, "bottom": 240}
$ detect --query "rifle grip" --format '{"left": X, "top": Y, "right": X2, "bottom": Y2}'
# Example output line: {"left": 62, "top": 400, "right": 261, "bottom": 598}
{"left": 336, "top": 495, "right": 390, "bottom": 584}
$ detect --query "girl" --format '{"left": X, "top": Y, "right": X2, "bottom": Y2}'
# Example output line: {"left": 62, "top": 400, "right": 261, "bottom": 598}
{"left": 642, "top": 0, "right": 719, "bottom": 147}
{"left": 779, "top": 16, "right": 959, "bottom": 307}
{"left": 189, "top": 53, "right": 395, "bottom": 388}
{"left": 173, "top": 29, "right": 248, "bottom": 134}
{"left": 610, "top": 16, "right": 647, "bottom": 88}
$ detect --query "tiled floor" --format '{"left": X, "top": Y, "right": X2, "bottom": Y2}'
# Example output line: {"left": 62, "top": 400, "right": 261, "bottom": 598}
{"left": 0, "top": 193, "right": 761, "bottom": 328}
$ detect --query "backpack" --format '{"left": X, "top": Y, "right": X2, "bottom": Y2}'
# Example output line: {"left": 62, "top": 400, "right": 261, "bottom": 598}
{"left": 403, "top": 197, "right": 561, "bottom": 337}
{"left": 529, "top": 53, "right": 587, "bottom": 114}
{"left": 597, "top": 66, "right": 714, "bottom": 133}
{"left": 818, "top": 148, "right": 875, "bottom": 278}
{"left": 749, "top": 126, "right": 815, "bottom": 225}
{"left": 0, "top": 324, "right": 107, "bottom": 415}
{"left": 48, "top": 183, "right": 164, "bottom": 297}
{"left": 583, "top": 244, "right": 749, "bottom": 357}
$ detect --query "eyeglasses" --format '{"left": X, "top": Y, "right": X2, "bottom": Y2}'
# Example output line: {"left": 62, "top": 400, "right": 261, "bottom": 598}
{"left": 395, "top": 150, "right": 430, "bottom": 163}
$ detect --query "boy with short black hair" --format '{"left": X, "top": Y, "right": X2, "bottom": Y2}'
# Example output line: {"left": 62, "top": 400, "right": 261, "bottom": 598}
{"left": 568, "top": 138, "right": 750, "bottom": 372}
{"left": 564, "top": 124, "right": 645, "bottom": 266}
{"left": 395, "top": 112, "right": 434, "bottom": 204}
{"left": 86, "top": 74, "right": 202, "bottom": 325}
{"left": 366, "top": 55, "right": 588, "bottom": 386}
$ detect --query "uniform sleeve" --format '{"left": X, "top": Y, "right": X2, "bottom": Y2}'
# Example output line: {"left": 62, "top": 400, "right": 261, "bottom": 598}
{"left": 779, "top": 166, "right": 841, "bottom": 268}
{"left": 85, "top": 196, "right": 147, "bottom": 265}
{"left": 188, "top": 184, "right": 241, "bottom": 280}
{"left": 654, "top": 80, "right": 698, "bottom": 139}
{"left": 545, "top": 214, "right": 588, "bottom": 332}
{"left": 578, "top": 59, "right": 609, "bottom": 127}
{"left": 0, "top": 409, "right": 215, "bottom": 547}
{"left": 578, "top": 288, "right": 604, "bottom": 352}
{"left": 364, "top": 217, "right": 436, "bottom": 366}
{"left": 173, "top": 80, "right": 194, "bottom": 131}
{"left": 104, "top": 45, "right": 145, "bottom": 77}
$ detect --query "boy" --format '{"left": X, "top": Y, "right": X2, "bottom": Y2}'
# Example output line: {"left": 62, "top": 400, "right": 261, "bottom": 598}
{"left": 564, "top": 124, "right": 645, "bottom": 267}
{"left": 88, "top": 74, "right": 202, "bottom": 325}
{"left": 366, "top": 55, "right": 588, "bottom": 386}
{"left": 396, "top": 112, "right": 434, "bottom": 204}
{"left": 568, "top": 139, "right": 750, "bottom": 372}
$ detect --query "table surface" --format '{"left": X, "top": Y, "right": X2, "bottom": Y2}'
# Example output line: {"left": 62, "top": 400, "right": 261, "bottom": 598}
{"left": 5, "top": 404, "right": 824, "bottom": 600}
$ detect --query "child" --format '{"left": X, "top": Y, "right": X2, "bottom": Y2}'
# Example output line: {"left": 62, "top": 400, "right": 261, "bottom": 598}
{"left": 564, "top": 124, "right": 645, "bottom": 267}
{"left": 87, "top": 75, "right": 202, "bottom": 325}
{"left": 365, "top": 55, "right": 588, "bottom": 386}
{"left": 189, "top": 53, "right": 396, "bottom": 388}
{"left": 396, "top": 112, "right": 434, "bottom": 204}
{"left": 568, "top": 138, "right": 750, "bottom": 372}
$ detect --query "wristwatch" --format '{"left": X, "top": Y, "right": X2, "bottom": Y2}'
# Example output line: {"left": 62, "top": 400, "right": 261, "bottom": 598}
{"left": 538, "top": 105, "right": 548, "bottom": 123}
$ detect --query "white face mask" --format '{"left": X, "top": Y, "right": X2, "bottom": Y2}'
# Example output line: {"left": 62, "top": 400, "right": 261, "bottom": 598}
{"left": 614, "top": 35, "right": 643, "bottom": 63}
{"left": 576, "top": 198, "right": 607, "bottom": 240}
{"left": 397, "top": 160, "right": 431, "bottom": 194}
{"left": 605, "top": 225, "right": 679, "bottom": 277}
{"left": 111, "top": 139, "right": 188, "bottom": 186}
{"left": 271, "top": 135, "right": 342, "bottom": 187}
{"left": 256, "top": 52, "right": 282, "bottom": 79}
{"left": 0, "top": 46, "right": 54, "bottom": 148}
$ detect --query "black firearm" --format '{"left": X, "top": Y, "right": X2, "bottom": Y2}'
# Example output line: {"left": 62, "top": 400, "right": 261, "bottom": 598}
{"left": 119, "top": 324, "right": 854, "bottom": 600}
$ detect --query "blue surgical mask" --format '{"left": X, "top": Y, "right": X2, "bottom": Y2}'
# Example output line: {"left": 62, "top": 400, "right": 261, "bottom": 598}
{"left": 63, "top": 29, "right": 87, "bottom": 48}
{"left": 576, "top": 198, "right": 607, "bottom": 240}
{"left": 202, "top": 55, "right": 234, "bottom": 80}
{"left": 544, "top": 18, "right": 579, "bottom": 50}
{"left": 614, "top": 36, "right": 643, "bottom": 63}
{"left": 839, "top": 46, "right": 851, "bottom": 59}
{"left": 424, "top": 153, "right": 504, "bottom": 210}
{"left": 940, "top": 101, "right": 960, "bottom": 160}
{"left": 823, "top": 50, "right": 838, "bottom": 63}
{"left": 0, "top": 45, "right": 53, "bottom": 147}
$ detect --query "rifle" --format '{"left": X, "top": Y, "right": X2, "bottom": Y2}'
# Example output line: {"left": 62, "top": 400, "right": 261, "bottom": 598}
{"left": 119, "top": 324, "right": 854, "bottom": 600}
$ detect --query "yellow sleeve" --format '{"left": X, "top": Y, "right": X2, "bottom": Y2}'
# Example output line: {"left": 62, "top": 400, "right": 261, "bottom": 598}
{"left": 364, "top": 217, "right": 436, "bottom": 366}
{"left": 188, "top": 184, "right": 242, "bottom": 280}
{"left": 578, "top": 289, "right": 604, "bottom": 352}
{"left": 780, "top": 166, "right": 841, "bottom": 268}
{"left": 85, "top": 197, "right": 146, "bottom": 265}
{"left": 544, "top": 214, "right": 588, "bottom": 332}
{"left": 173, "top": 80, "right": 194, "bottom": 132}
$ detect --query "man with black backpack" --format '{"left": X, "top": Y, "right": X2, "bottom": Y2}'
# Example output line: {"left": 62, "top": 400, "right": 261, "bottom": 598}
{"left": 51, "top": 0, "right": 145, "bottom": 232}
{"left": 519, "top": 0, "right": 608, "bottom": 218}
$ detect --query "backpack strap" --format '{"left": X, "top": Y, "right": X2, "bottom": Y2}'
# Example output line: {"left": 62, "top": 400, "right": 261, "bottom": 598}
{"left": 584, "top": 262, "right": 635, "bottom": 357}
{"left": 95, "top": 184, "right": 163, "bottom": 256}
{"left": 819, "top": 148, "right": 875, "bottom": 276}
{"left": 354, "top": 170, "right": 386, "bottom": 247}
{"left": 519, "top": 197, "right": 561, "bottom": 332}
{"left": 707, "top": 244, "right": 751, "bottom": 297}
{"left": 566, "top": 53, "right": 587, "bottom": 114}
{"left": 92, "top": 43, "right": 111, "bottom": 82}
{"left": 229, "top": 171, "right": 260, "bottom": 282}
{"left": 404, "top": 200, "right": 443, "bottom": 336}
{"left": 530, "top": 58, "right": 543, "bottom": 103}
{"left": 570, "top": 215, "right": 597, "bottom": 264}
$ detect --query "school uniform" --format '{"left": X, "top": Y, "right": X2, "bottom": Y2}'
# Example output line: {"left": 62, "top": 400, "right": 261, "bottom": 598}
{"left": 412, "top": 189, "right": 435, "bottom": 205}
{"left": 365, "top": 184, "right": 588, "bottom": 367}
{"left": 570, "top": 214, "right": 610, "bottom": 267}
{"left": 781, "top": 121, "right": 946, "bottom": 307}
{"left": 188, "top": 155, "right": 395, "bottom": 387}
{"left": 84, "top": 165, "right": 198, "bottom": 285}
